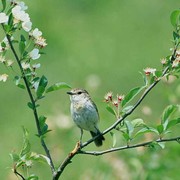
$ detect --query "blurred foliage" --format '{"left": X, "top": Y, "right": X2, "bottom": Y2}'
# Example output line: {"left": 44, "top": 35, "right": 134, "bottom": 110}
{"left": 0, "top": 0, "right": 180, "bottom": 179}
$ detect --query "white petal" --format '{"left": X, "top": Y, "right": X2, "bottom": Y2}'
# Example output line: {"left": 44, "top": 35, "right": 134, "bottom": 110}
{"left": 22, "top": 21, "right": 32, "bottom": 32}
{"left": 0, "top": 13, "right": 9, "bottom": 24}
{"left": 29, "top": 48, "right": 41, "bottom": 60}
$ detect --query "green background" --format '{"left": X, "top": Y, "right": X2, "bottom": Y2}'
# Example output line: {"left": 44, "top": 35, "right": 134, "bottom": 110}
{"left": 0, "top": 0, "right": 180, "bottom": 179}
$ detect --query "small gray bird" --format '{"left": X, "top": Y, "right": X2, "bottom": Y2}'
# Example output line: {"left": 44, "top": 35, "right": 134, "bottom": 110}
{"left": 67, "top": 88, "right": 105, "bottom": 147}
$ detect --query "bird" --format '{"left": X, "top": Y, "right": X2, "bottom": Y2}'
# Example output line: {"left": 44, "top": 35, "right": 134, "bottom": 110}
{"left": 67, "top": 88, "right": 105, "bottom": 147}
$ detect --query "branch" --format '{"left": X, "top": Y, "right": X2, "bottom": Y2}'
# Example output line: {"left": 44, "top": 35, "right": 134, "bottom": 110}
{"left": 14, "top": 169, "right": 25, "bottom": 180}
{"left": 79, "top": 136, "right": 180, "bottom": 156}
{"left": 81, "top": 46, "right": 178, "bottom": 149}
{"left": 53, "top": 142, "right": 81, "bottom": 180}
{"left": 2, "top": 26, "right": 55, "bottom": 174}
{"left": 54, "top": 46, "right": 179, "bottom": 179}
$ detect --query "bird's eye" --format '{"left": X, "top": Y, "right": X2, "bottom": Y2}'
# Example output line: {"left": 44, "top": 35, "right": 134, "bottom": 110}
{"left": 77, "top": 91, "right": 82, "bottom": 95}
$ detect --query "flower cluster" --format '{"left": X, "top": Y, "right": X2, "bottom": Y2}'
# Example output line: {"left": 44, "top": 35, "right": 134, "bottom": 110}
{"left": 143, "top": 67, "right": 156, "bottom": 76}
{"left": 0, "top": 1, "right": 47, "bottom": 83}
{"left": 29, "top": 28, "right": 47, "bottom": 48}
{"left": 104, "top": 91, "right": 125, "bottom": 118}
{"left": 104, "top": 92, "right": 124, "bottom": 108}
{"left": 12, "top": 4, "right": 32, "bottom": 32}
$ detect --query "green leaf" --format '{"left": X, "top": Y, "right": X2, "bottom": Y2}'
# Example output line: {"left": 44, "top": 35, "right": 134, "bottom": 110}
{"left": 19, "top": 35, "right": 26, "bottom": 56}
{"left": 110, "top": 132, "right": 116, "bottom": 147}
{"left": 134, "top": 127, "right": 158, "bottom": 138}
{"left": 14, "top": 76, "right": 25, "bottom": 89}
{"left": 124, "top": 120, "right": 134, "bottom": 138}
{"left": 148, "top": 141, "right": 165, "bottom": 150}
{"left": 38, "top": 154, "right": 51, "bottom": 166}
{"left": 106, "top": 106, "right": 116, "bottom": 116}
{"left": 27, "top": 175, "right": 39, "bottom": 180}
{"left": 30, "top": 153, "right": 51, "bottom": 167}
{"left": 46, "top": 82, "right": 71, "bottom": 93}
{"left": 27, "top": 102, "right": 34, "bottom": 110}
{"left": 122, "top": 86, "right": 145, "bottom": 107}
{"left": 1, "top": 0, "right": 6, "bottom": 11}
{"left": 36, "top": 75, "right": 48, "bottom": 98}
{"left": 166, "top": 118, "right": 180, "bottom": 130}
{"left": 170, "top": 10, "right": 180, "bottom": 27}
{"left": 161, "top": 105, "right": 177, "bottom": 123}
{"left": 17, "top": 84, "right": 25, "bottom": 89}
{"left": 173, "top": 31, "right": 180, "bottom": 41}
{"left": 131, "top": 118, "right": 144, "bottom": 128}
{"left": 7, "top": 13, "right": 14, "bottom": 31}
{"left": 157, "top": 124, "right": 164, "bottom": 134}
{"left": 20, "top": 127, "right": 31, "bottom": 157}
{"left": 123, "top": 132, "right": 130, "bottom": 141}
{"left": 155, "top": 71, "right": 163, "bottom": 78}
{"left": 39, "top": 115, "right": 46, "bottom": 131}
{"left": 9, "top": 153, "right": 20, "bottom": 163}
{"left": 158, "top": 142, "right": 165, "bottom": 149}
{"left": 122, "top": 105, "right": 133, "bottom": 113}
{"left": 140, "top": 72, "right": 148, "bottom": 86}
{"left": 38, "top": 116, "right": 50, "bottom": 136}
{"left": 162, "top": 119, "right": 169, "bottom": 131}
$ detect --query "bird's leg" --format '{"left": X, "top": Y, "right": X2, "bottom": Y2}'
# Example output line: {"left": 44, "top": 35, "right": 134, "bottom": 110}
{"left": 79, "top": 128, "right": 83, "bottom": 146}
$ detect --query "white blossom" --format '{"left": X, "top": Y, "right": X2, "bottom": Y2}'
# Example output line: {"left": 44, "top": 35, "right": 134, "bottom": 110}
{"left": 18, "top": 1, "right": 28, "bottom": 10}
{"left": 22, "top": 21, "right": 32, "bottom": 32}
{"left": 160, "top": 58, "right": 167, "bottom": 65}
{"left": 172, "top": 59, "right": 180, "bottom": 68}
{"left": 29, "top": 48, "right": 40, "bottom": 60}
{"left": 21, "top": 62, "right": 30, "bottom": 70}
{"left": 30, "top": 28, "right": 42, "bottom": 39}
{"left": 12, "top": 5, "right": 22, "bottom": 22}
{"left": 0, "top": 55, "right": 6, "bottom": 63}
{"left": 12, "top": 5, "right": 30, "bottom": 23}
{"left": 32, "top": 63, "right": 41, "bottom": 69}
{"left": 0, "top": 74, "right": 8, "bottom": 82}
{"left": 0, "top": 13, "right": 9, "bottom": 24}
{"left": 7, "top": 60, "right": 14, "bottom": 66}
{"left": 32, "top": 81, "right": 39, "bottom": 91}
{"left": 143, "top": 67, "right": 156, "bottom": 76}
{"left": 35, "top": 37, "right": 47, "bottom": 48}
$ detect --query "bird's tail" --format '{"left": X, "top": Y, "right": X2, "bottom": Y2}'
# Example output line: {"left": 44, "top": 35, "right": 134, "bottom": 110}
{"left": 90, "top": 131, "right": 105, "bottom": 147}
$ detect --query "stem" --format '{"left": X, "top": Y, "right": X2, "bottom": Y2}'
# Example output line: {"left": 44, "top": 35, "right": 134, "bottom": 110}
{"left": 79, "top": 136, "right": 180, "bottom": 156}
{"left": 2, "top": 27, "right": 55, "bottom": 173}
{"left": 14, "top": 170, "right": 25, "bottom": 180}
{"left": 53, "top": 142, "right": 81, "bottom": 180}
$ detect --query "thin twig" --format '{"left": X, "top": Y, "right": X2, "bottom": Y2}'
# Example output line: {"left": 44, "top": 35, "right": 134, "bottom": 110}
{"left": 14, "top": 168, "right": 25, "bottom": 180}
{"left": 79, "top": 136, "right": 180, "bottom": 156}
{"left": 2, "top": 26, "right": 55, "bottom": 173}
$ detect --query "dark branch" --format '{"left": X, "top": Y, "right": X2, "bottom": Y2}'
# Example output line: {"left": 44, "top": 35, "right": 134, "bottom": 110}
{"left": 2, "top": 26, "right": 55, "bottom": 173}
{"left": 79, "top": 136, "right": 180, "bottom": 156}
{"left": 14, "top": 169, "right": 25, "bottom": 180}
{"left": 53, "top": 142, "right": 81, "bottom": 180}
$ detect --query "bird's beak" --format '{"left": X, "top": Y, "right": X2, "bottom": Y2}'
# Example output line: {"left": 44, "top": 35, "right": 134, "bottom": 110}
{"left": 67, "top": 91, "right": 73, "bottom": 95}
